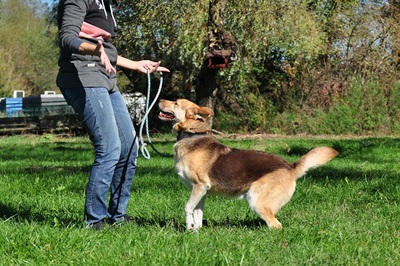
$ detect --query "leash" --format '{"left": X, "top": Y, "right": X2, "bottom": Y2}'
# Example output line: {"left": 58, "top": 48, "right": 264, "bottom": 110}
{"left": 138, "top": 70, "right": 171, "bottom": 159}
{"left": 112, "top": 70, "right": 167, "bottom": 217}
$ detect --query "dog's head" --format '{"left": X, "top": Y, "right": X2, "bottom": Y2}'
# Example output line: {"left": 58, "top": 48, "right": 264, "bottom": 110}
{"left": 158, "top": 99, "right": 214, "bottom": 134}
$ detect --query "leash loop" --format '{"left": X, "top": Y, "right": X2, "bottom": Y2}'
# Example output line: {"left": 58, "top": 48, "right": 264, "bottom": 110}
{"left": 138, "top": 70, "right": 165, "bottom": 159}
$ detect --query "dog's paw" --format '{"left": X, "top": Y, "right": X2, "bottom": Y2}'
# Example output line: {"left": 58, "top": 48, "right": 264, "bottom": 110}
{"left": 268, "top": 220, "right": 283, "bottom": 230}
{"left": 187, "top": 223, "right": 201, "bottom": 232}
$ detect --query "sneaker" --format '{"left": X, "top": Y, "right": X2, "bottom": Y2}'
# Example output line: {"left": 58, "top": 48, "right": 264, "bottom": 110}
{"left": 110, "top": 214, "right": 135, "bottom": 226}
{"left": 121, "top": 214, "right": 134, "bottom": 223}
{"left": 87, "top": 218, "right": 109, "bottom": 230}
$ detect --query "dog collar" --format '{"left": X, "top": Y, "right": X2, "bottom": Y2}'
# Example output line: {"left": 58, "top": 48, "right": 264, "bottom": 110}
{"left": 177, "top": 131, "right": 210, "bottom": 141}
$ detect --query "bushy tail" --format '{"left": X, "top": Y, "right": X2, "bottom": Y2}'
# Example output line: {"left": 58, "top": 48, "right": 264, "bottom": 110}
{"left": 292, "top": 147, "right": 338, "bottom": 179}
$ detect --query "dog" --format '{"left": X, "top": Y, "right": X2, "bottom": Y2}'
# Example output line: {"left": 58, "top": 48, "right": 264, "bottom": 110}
{"left": 158, "top": 98, "right": 338, "bottom": 231}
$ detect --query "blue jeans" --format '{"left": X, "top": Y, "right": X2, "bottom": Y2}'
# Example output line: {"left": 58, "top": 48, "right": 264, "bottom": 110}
{"left": 61, "top": 87, "right": 138, "bottom": 225}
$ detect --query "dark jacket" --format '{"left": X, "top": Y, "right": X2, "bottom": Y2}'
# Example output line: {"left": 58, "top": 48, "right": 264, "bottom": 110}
{"left": 56, "top": 0, "right": 119, "bottom": 91}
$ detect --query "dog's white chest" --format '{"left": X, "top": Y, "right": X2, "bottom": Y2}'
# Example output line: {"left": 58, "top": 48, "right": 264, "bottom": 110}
{"left": 175, "top": 160, "right": 194, "bottom": 189}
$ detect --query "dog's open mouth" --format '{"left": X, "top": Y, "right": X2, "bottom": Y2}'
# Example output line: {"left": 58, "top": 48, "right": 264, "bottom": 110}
{"left": 158, "top": 110, "right": 175, "bottom": 121}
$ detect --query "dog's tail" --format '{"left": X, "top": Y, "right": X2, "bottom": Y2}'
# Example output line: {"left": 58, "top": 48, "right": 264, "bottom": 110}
{"left": 292, "top": 147, "right": 338, "bottom": 179}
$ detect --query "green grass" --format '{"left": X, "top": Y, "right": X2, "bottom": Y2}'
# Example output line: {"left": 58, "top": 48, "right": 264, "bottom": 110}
{"left": 1, "top": 134, "right": 400, "bottom": 265}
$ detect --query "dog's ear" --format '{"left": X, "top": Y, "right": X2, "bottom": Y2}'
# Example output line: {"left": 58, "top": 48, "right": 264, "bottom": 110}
{"left": 184, "top": 108, "right": 198, "bottom": 120}
{"left": 185, "top": 107, "right": 214, "bottom": 121}
{"left": 197, "top": 107, "right": 214, "bottom": 120}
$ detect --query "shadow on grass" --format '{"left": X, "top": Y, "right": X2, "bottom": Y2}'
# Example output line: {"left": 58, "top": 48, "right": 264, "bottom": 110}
{"left": 25, "top": 165, "right": 92, "bottom": 174}
{"left": 204, "top": 217, "right": 266, "bottom": 230}
{"left": 0, "top": 203, "right": 187, "bottom": 231}
{"left": 0, "top": 201, "right": 268, "bottom": 231}
{"left": 0, "top": 202, "right": 82, "bottom": 227}
{"left": 0, "top": 142, "right": 92, "bottom": 161}
{"left": 116, "top": 216, "right": 266, "bottom": 232}
{"left": 306, "top": 165, "right": 399, "bottom": 182}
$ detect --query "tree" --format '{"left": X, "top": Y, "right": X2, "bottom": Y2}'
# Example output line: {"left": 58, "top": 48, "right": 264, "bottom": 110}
{"left": 115, "top": 1, "right": 326, "bottom": 113}
{"left": 385, "top": 1, "right": 400, "bottom": 68}
{"left": 194, "top": 0, "right": 239, "bottom": 124}
{"left": 37, "top": 0, "right": 400, "bottom": 133}
{"left": 0, "top": 0, "right": 59, "bottom": 97}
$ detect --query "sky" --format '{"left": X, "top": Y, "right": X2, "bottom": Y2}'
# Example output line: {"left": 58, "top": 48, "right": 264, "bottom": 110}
{"left": 42, "top": 0, "right": 56, "bottom": 8}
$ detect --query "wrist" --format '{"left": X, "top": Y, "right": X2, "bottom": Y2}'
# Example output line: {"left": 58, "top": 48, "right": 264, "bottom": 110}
{"left": 79, "top": 42, "right": 101, "bottom": 56}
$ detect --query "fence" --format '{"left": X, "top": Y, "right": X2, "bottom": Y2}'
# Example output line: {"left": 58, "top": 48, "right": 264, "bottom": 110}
{"left": 0, "top": 94, "right": 83, "bottom": 135}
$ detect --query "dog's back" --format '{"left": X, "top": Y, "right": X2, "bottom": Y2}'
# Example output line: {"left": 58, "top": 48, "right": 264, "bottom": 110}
{"left": 174, "top": 135, "right": 337, "bottom": 196}
{"left": 208, "top": 147, "right": 293, "bottom": 195}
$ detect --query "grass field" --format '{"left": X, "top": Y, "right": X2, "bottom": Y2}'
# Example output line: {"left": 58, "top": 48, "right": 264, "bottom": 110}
{"left": 0, "top": 133, "right": 399, "bottom": 265}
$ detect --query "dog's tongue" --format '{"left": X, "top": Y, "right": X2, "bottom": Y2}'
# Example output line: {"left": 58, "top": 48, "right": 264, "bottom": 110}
{"left": 159, "top": 111, "right": 174, "bottom": 120}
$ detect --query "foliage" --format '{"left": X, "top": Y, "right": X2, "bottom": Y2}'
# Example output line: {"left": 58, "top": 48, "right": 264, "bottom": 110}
{"left": 115, "top": 0, "right": 209, "bottom": 96}
{"left": 0, "top": 0, "right": 59, "bottom": 97}
{"left": 259, "top": 76, "right": 400, "bottom": 135}
{"left": 112, "top": 0, "right": 400, "bottom": 135}
{"left": 115, "top": 0, "right": 328, "bottom": 99}
{"left": 1, "top": 135, "right": 400, "bottom": 265}
{"left": 2, "top": 0, "right": 400, "bottom": 135}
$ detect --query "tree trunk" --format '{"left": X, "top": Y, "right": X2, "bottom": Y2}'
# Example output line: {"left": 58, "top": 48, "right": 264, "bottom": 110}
{"left": 194, "top": 0, "right": 241, "bottom": 126}
{"left": 194, "top": 61, "right": 218, "bottom": 127}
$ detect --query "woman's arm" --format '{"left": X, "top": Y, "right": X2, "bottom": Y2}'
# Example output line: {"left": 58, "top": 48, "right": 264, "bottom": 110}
{"left": 59, "top": 0, "right": 169, "bottom": 75}
{"left": 78, "top": 43, "right": 170, "bottom": 74}
{"left": 117, "top": 56, "right": 170, "bottom": 74}
{"left": 59, "top": 1, "right": 116, "bottom": 73}
{"left": 79, "top": 41, "right": 116, "bottom": 73}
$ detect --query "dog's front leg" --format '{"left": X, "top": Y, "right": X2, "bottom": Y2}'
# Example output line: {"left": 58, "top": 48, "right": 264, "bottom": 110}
{"left": 193, "top": 196, "right": 206, "bottom": 229}
{"left": 185, "top": 184, "right": 208, "bottom": 232}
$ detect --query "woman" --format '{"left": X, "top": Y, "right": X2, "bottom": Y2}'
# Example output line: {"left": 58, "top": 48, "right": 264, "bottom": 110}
{"left": 56, "top": 0, "right": 170, "bottom": 229}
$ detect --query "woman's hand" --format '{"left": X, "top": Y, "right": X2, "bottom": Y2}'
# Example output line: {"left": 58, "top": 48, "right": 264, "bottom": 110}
{"left": 117, "top": 56, "right": 170, "bottom": 74}
{"left": 95, "top": 40, "right": 116, "bottom": 74}
{"left": 135, "top": 60, "right": 170, "bottom": 74}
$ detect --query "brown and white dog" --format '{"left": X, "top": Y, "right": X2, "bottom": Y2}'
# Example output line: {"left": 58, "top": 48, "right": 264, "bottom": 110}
{"left": 158, "top": 99, "right": 338, "bottom": 231}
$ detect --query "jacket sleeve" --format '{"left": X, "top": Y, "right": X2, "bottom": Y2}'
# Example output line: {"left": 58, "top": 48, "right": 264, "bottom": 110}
{"left": 58, "top": 0, "right": 90, "bottom": 54}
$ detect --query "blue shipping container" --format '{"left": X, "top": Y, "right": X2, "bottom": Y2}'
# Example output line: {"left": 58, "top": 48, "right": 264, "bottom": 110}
{"left": 5, "top": 98, "right": 23, "bottom": 117}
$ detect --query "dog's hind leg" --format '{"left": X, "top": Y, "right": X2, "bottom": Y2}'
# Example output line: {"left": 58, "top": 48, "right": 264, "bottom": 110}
{"left": 247, "top": 171, "right": 296, "bottom": 229}
{"left": 254, "top": 205, "right": 283, "bottom": 229}
{"left": 248, "top": 192, "right": 285, "bottom": 229}
{"left": 185, "top": 184, "right": 208, "bottom": 231}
